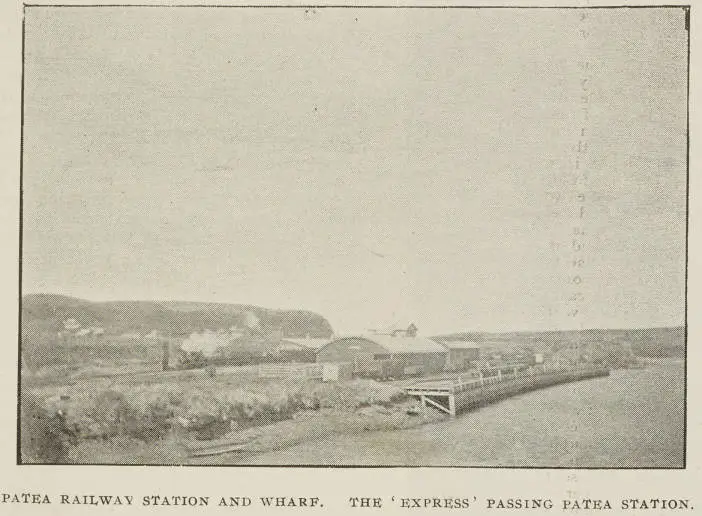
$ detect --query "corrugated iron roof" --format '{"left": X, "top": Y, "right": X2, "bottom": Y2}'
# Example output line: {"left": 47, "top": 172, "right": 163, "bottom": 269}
{"left": 329, "top": 335, "right": 447, "bottom": 354}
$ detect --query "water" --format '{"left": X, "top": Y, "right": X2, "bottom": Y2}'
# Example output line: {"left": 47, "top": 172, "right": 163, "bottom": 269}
{"left": 243, "top": 360, "right": 684, "bottom": 467}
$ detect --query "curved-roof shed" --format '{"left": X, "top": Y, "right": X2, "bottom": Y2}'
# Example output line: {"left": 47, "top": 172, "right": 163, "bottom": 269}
{"left": 320, "top": 335, "right": 447, "bottom": 355}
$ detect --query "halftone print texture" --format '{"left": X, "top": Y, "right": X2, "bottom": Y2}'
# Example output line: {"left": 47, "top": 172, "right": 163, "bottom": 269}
{"left": 19, "top": 6, "right": 686, "bottom": 467}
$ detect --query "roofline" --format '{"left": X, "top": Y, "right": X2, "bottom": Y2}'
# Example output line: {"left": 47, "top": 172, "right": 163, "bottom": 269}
{"left": 316, "top": 335, "right": 379, "bottom": 355}
{"left": 317, "top": 335, "right": 448, "bottom": 355}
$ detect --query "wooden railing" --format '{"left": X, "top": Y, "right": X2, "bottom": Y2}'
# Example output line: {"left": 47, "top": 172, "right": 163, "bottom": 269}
{"left": 407, "top": 364, "right": 608, "bottom": 395}
{"left": 405, "top": 365, "right": 611, "bottom": 416}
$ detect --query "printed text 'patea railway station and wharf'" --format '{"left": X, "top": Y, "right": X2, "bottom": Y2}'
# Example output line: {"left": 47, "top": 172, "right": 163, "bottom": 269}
{"left": 0, "top": 493, "right": 694, "bottom": 511}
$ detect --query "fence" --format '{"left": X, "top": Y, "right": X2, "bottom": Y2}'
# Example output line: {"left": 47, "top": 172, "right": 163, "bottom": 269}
{"left": 258, "top": 363, "right": 324, "bottom": 380}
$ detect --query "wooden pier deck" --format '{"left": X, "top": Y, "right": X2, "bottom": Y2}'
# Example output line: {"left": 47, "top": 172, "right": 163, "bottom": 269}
{"left": 405, "top": 366, "right": 610, "bottom": 416}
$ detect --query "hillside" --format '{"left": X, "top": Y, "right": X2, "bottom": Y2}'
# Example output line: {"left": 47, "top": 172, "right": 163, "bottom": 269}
{"left": 21, "top": 294, "right": 334, "bottom": 339}
{"left": 434, "top": 326, "right": 685, "bottom": 359}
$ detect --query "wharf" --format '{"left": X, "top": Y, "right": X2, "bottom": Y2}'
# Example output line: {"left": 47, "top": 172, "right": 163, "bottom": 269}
{"left": 405, "top": 366, "right": 610, "bottom": 416}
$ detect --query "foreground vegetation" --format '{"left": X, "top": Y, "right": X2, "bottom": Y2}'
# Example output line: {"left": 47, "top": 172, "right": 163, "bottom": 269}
{"left": 21, "top": 369, "right": 413, "bottom": 464}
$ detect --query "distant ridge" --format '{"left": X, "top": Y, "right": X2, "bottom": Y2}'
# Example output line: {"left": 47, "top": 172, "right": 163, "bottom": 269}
{"left": 21, "top": 294, "right": 334, "bottom": 338}
{"left": 433, "top": 326, "right": 685, "bottom": 358}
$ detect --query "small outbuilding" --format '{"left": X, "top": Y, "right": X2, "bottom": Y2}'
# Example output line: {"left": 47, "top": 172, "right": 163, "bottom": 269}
{"left": 436, "top": 340, "right": 481, "bottom": 370}
{"left": 316, "top": 334, "right": 448, "bottom": 378}
{"left": 322, "top": 362, "right": 353, "bottom": 382}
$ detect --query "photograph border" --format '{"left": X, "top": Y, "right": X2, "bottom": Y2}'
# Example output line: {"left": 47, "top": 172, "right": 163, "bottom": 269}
{"left": 16, "top": 3, "right": 691, "bottom": 469}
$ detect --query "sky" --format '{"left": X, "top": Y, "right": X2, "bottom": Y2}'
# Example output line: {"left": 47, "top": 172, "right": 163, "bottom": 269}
{"left": 22, "top": 7, "right": 688, "bottom": 335}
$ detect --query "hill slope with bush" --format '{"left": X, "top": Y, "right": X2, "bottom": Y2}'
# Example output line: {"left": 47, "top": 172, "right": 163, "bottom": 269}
{"left": 22, "top": 294, "right": 334, "bottom": 339}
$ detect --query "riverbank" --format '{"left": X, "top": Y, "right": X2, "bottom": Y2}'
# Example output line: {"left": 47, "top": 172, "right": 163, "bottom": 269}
{"left": 64, "top": 399, "right": 446, "bottom": 464}
{"left": 21, "top": 370, "right": 447, "bottom": 464}
{"left": 242, "top": 360, "right": 685, "bottom": 467}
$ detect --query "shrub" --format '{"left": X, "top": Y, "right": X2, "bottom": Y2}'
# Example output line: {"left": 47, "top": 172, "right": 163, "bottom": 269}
{"left": 21, "top": 391, "right": 76, "bottom": 463}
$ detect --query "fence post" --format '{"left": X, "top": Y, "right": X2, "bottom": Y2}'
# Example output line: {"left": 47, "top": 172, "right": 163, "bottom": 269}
{"left": 161, "top": 340, "right": 170, "bottom": 371}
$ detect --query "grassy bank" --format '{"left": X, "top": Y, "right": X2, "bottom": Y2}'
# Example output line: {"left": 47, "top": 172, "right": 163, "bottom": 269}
{"left": 21, "top": 370, "right": 429, "bottom": 464}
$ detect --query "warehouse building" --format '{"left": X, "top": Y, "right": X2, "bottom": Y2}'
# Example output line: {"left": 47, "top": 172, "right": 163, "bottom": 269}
{"left": 316, "top": 333, "right": 448, "bottom": 378}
